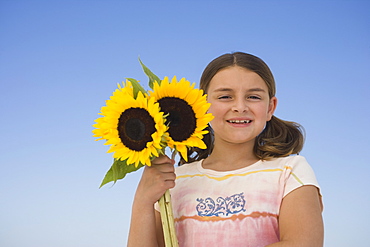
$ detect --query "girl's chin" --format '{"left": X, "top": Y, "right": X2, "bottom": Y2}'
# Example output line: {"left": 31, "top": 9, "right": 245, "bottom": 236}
{"left": 219, "top": 136, "right": 257, "bottom": 145}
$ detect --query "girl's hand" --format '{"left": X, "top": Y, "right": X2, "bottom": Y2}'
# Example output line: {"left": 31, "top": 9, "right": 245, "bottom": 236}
{"left": 128, "top": 155, "right": 175, "bottom": 247}
{"left": 135, "top": 155, "right": 176, "bottom": 205}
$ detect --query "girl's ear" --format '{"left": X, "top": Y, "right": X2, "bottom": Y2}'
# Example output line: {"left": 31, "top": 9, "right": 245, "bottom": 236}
{"left": 267, "top": 96, "right": 278, "bottom": 121}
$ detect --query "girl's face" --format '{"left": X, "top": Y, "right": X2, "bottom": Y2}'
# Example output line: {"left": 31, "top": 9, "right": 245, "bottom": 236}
{"left": 207, "top": 66, "right": 277, "bottom": 146}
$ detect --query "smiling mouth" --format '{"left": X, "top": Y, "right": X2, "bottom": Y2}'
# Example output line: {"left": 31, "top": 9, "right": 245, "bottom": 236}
{"left": 227, "top": 120, "right": 251, "bottom": 124}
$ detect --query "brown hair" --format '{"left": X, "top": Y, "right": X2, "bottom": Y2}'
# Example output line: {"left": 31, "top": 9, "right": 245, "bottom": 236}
{"left": 181, "top": 52, "right": 304, "bottom": 164}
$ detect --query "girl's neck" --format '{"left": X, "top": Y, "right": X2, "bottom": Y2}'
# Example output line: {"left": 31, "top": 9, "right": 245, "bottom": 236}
{"left": 202, "top": 139, "right": 259, "bottom": 172}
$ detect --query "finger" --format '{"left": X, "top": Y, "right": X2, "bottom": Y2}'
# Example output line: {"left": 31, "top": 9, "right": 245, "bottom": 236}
{"left": 162, "top": 171, "right": 176, "bottom": 182}
{"left": 164, "top": 180, "right": 176, "bottom": 189}
{"left": 143, "top": 163, "right": 176, "bottom": 181}
{"left": 158, "top": 163, "right": 175, "bottom": 173}
{"left": 151, "top": 155, "right": 175, "bottom": 166}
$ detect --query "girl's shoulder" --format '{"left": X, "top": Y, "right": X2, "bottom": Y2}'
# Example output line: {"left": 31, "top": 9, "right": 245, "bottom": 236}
{"left": 267, "top": 155, "right": 308, "bottom": 165}
{"left": 260, "top": 155, "right": 312, "bottom": 171}
{"left": 265, "top": 155, "right": 316, "bottom": 179}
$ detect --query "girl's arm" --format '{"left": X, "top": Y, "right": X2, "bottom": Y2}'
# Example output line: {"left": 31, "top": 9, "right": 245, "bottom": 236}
{"left": 267, "top": 185, "right": 324, "bottom": 247}
{"left": 127, "top": 156, "right": 176, "bottom": 247}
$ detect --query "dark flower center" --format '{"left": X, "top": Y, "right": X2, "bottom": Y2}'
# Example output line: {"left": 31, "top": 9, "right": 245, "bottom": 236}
{"left": 158, "top": 97, "right": 196, "bottom": 142}
{"left": 118, "top": 108, "right": 155, "bottom": 151}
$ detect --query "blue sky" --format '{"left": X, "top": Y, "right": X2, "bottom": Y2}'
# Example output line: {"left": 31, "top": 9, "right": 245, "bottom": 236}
{"left": 1, "top": 0, "right": 369, "bottom": 246}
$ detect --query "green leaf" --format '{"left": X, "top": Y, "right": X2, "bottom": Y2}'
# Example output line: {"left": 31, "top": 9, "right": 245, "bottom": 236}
{"left": 99, "top": 159, "right": 144, "bottom": 188}
{"left": 126, "top": 78, "right": 147, "bottom": 99}
{"left": 138, "top": 57, "right": 161, "bottom": 89}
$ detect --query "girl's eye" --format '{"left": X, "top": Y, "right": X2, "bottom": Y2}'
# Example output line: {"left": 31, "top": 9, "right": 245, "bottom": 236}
{"left": 248, "top": 95, "right": 261, "bottom": 100}
{"left": 218, "top": 95, "right": 231, "bottom": 100}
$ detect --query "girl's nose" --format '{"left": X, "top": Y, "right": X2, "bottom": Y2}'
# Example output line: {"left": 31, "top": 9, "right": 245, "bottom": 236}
{"left": 231, "top": 99, "right": 248, "bottom": 112}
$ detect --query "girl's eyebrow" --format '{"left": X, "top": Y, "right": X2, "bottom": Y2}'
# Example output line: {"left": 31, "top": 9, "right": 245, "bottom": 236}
{"left": 248, "top": 88, "right": 267, "bottom": 93}
{"left": 213, "top": 88, "right": 233, "bottom": 92}
{"left": 212, "top": 87, "right": 266, "bottom": 93}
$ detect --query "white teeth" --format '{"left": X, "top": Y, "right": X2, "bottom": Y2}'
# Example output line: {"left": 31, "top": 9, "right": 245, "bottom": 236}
{"left": 227, "top": 120, "right": 251, "bottom": 124}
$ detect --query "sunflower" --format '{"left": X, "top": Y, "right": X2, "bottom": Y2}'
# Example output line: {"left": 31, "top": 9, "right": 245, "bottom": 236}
{"left": 93, "top": 80, "right": 167, "bottom": 167}
{"left": 149, "top": 76, "right": 214, "bottom": 161}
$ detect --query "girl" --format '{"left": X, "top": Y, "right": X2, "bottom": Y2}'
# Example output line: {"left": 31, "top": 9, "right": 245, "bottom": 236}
{"left": 128, "top": 52, "right": 324, "bottom": 247}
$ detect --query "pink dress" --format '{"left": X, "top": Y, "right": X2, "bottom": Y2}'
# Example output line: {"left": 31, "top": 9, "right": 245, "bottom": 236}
{"left": 167, "top": 155, "right": 321, "bottom": 247}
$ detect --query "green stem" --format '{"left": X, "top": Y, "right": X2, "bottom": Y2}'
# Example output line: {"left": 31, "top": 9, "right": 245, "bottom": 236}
{"left": 165, "top": 190, "right": 178, "bottom": 246}
{"left": 158, "top": 193, "right": 171, "bottom": 246}
{"left": 171, "top": 150, "right": 178, "bottom": 160}
{"left": 158, "top": 150, "right": 179, "bottom": 247}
